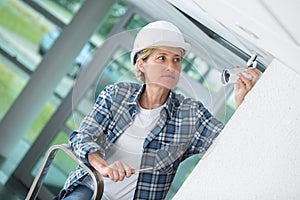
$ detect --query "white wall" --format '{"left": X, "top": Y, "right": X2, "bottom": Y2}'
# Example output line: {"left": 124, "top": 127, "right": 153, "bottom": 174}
{"left": 173, "top": 59, "right": 300, "bottom": 199}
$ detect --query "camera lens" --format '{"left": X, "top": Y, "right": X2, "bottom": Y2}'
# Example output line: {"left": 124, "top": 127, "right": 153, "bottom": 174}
{"left": 224, "top": 70, "right": 230, "bottom": 83}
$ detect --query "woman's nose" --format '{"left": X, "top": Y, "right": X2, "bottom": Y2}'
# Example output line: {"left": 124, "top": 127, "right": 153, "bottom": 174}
{"left": 166, "top": 61, "right": 179, "bottom": 71}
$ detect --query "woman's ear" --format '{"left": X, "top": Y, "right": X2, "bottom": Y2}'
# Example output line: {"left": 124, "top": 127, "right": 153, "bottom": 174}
{"left": 136, "top": 58, "right": 145, "bottom": 72}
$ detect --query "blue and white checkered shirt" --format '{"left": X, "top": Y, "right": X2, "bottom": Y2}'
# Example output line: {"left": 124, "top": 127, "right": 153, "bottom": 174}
{"left": 60, "top": 82, "right": 224, "bottom": 199}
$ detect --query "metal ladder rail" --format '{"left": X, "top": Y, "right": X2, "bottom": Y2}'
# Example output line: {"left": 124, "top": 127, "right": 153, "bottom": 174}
{"left": 26, "top": 144, "right": 104, "bottom": 200}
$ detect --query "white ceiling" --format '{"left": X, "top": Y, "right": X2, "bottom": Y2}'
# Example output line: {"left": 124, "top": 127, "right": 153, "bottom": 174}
{"left": 189, "top": 0, "right": 300, "bottom": 74}
{"left": 263, "top": 0, "right": 300, "bottom": 46}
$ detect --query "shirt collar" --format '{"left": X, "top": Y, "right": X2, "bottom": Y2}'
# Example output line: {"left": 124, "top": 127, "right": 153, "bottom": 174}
{"left": 126, "top": 84, "right": 145, "bottom": 106}
{"left": 126, "top": 84, "right": 175, "bottom": 119}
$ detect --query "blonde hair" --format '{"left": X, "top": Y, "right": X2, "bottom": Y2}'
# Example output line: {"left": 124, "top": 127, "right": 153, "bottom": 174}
{"left": 135, "top": 48, "right": 154, "bottom": 83}
{"left": 134, "top": 47, "right": 185, "bottom": 83}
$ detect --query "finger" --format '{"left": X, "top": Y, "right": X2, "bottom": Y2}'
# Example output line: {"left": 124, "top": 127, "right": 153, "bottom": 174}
{"left": 111, "top": 168, "right": 119, "bottom": 182}
{"left": 108, "top": 168, "right": 115, "bottom": 181}
{"left": 234, "top": 78, "right": 242, "bottom": 90}
{"left": 118, "top": 169, "right": 126, "bottom": 181}
{"left": 238, "top": 73, "right": 252, "bottom": 91}
{"left": 131, "top": 168, "right": 135, "bottom": 175}
{"left": 103, "top": 167, "right": 115, "bottom": 181}
{"left": 235, "top": 78, "right": 246, "bottom": 91}
{"left": 114, "top": 161, "right": 126, "bottom": 181}
{"left": 245, "top": 68, "right": 260, "bottom": 83}
{"left": 122, "top": 163, "right": 133, "bottom": 177}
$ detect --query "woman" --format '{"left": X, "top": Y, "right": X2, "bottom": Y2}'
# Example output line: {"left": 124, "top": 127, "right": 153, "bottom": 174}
{"left": 56, "top": 20, "right": 260, "bottom": 200}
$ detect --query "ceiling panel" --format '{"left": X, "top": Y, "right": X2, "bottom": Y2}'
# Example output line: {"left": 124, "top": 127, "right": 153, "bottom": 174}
{"left": 189, "top": 0, "right": 300, "bottom": 73}
{"left": 261, "top": 0, "right": 300, "bottom": 46}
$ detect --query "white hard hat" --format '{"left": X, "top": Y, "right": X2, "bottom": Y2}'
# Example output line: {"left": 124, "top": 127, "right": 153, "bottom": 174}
{"left": 130, "top": 20, "right": 191, "bottom": 64}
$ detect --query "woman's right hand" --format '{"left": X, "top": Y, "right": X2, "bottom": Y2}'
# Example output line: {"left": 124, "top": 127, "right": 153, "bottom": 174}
{"left": 88, "top": 153, "right": 135, "bottom": 182}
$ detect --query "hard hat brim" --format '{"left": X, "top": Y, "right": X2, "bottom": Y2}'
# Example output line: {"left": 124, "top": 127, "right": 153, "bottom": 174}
{"left": 131, "top": 41, "right": 191, "bottom": 64}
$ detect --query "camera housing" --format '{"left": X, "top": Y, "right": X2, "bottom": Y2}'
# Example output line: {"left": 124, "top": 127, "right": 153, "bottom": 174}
{"left": 221, "top": 54, "right": 257, "bottom": 85}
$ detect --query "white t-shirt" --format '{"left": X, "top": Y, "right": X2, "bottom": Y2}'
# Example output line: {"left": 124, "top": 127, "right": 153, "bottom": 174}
{"left": 102, "top": 104, "right": 163, "bottom": 200}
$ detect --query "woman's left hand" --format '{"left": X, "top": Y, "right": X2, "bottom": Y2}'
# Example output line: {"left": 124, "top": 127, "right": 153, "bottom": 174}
{"left": 234, "top": 68, "right": 261, "bottom": 108}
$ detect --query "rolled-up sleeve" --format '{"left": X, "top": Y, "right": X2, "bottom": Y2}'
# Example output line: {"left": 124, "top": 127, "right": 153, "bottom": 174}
{"left": 69, "top": 85, "right": 114, "bottom": 164}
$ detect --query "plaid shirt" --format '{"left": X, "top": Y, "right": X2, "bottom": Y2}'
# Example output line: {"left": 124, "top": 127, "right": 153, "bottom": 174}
{"left": 60, "top": 82, "right": 224, "bottom": 199}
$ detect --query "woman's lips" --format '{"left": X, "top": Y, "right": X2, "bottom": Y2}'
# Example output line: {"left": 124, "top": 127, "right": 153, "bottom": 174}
{"left": 161, "top": 74, "right": 175, "bottom": 79}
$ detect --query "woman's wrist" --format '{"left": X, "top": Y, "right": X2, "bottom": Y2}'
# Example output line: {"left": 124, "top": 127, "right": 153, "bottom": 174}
{"left": 88, "top": 152, "right": 108, "bottom": 169}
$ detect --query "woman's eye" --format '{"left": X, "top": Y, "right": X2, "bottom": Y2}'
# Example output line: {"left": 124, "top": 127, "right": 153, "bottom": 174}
{"left": 174, "top": 57, "right": 181, "bottom": 63}
{"left": 157, "top": 56, "right": 165, "bottom": 61}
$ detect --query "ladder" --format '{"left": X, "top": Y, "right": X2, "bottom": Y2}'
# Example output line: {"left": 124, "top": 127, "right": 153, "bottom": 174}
{"left": 26, "top": 144, "right": 103, "bottom": 200}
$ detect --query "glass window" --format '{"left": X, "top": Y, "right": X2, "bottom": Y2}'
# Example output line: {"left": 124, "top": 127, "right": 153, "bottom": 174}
{"left": 182, "top": 52, "right": 223, "bottom": 94}
{"left": 66, "top": 114, "right": 78, "bottom": 131}
{"left": 94, "top": 48, "right": 136, "bottom": 93}
{"left": 23, "top": 100, "right": 58, "bottom": 144}
{"left": 215, "top": 90, "right": 236, "bottom": 123}
{"left": 125, "top": 14, "right": 148, "bottom": 31}
{"left": 203, "top": 68, "right": 222, "bottom": 93}
{"left": 0, "top": 97, "right": 59, "bottom": 184}
{"left": 33, "top": 0, "right": 85, "bottom": 24}
{"left": 0, "top": 56, "right": 29, "bottom": 120}
{"left": 1, "top": 0, "right": 126, "bottom": 174}
{"left": 0, "top": 0, "right": 56, "bottom": 72}
{"left": 54, "top": 75, "right": 75, "bottom": 98}
{"left": 96, "top": 1, "right": 127, "bottom": 40}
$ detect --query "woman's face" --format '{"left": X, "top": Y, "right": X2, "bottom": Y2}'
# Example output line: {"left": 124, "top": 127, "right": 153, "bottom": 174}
{"left": 138, "top": 46, "right": 183, "bottom": 89}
